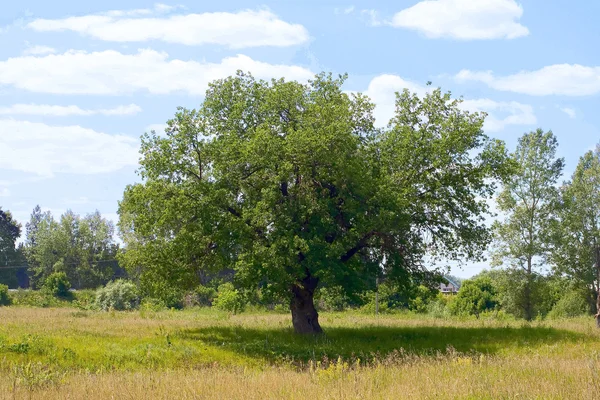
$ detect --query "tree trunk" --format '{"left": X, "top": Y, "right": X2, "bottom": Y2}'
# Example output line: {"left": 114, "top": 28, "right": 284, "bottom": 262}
{"left": 290, "top": 275, "right": 323, "bottom": 334}
{"left": 594, "top": 250, "right": 600, "bottom": 328}
{"left": 524, "top": 258, "right": 533, "bottom": 321}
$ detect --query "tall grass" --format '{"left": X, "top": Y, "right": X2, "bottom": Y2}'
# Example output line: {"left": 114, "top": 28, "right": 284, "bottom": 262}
{"left": 0, "top": 307, "right": 598, "bottom": 399}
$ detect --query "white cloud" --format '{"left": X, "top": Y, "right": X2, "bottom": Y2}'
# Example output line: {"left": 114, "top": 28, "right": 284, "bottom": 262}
{"left": 560, "top": 107, "right": 576, "bottom": 119}
{"left": 363, "top": 74, "right": 428, "bottom": 126}
{"left": 335, "top": 6, "right": 355, "bottom": 15}
{"left": 459, "top": 99, "right": 536, "bottom": 132}
{"left": 0, "top": 50, "right": 314, "bottom": 95}
{"left": 27, "top": 8, "right": 309, "bottom": 48}
{"left": 391, "top": 0, "right": 529, "bottom": 40}
{"left": 0, "top": 103, "right": 141, "bottom": 116}
{"left": 361, "top": 9, "right": 384, "bottom": 27}
{"left": 455, "top": 64, "right": 600, "bottom": 96}
{"left": 362, "top": 74, "right": 535, "bottom": 131}
{"left": 103, "top": 3, "right": 179, "bottom": 17}
{"left": 0, "top": 187, "right": 9, "bottom": 197}
{"left": 0, "top": 50, "right": 313, "bottom": 95}
{"left": 0, "top": 119, "right": 139, "bottom": 177}
{"left": 22, "top": 45, "right": 56, "bottom": 55}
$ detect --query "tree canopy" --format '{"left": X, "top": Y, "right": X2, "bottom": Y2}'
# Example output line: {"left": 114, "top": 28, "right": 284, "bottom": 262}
{"left": 551, "top": 146, "right": 600, "bottom": 325}
{"left": 0, "top": 207, "right": 23, "bottom": 287}
{"left": 492, "top": 129, "right": 564, "bottom": 320}
{"left": 24, "top": 207, "right": 121, "bottom": 289}
{"left": 118, "top": 72, "right": 511, "bottom": 333}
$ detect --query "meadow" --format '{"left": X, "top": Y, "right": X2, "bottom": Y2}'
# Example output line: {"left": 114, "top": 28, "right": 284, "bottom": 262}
{"left": 1, "top": 306, "right": 600, "bottom": 399}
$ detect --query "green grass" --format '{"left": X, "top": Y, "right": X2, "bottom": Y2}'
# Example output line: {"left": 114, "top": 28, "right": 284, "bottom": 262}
{"left": 1, "top": 307, "right": 600, "bottom": 398}
{"left": 0, "top": 307, "right": 596, "bottom": 372}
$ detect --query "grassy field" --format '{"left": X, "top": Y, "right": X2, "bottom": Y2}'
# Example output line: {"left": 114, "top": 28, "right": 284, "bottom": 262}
{"left": 1, "top": 307, "right": 599, "bottom": 399}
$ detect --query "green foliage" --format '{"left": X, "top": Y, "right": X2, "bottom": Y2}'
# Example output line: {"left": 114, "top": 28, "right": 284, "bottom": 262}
{"left": 0, "top": 207, "right": 23, "bottom": 288}
{"left": 118, "top": 71, "right": 511, "bottom": 333}
{"left": 492, "top": 130, "right": 564, "bottom": 320}
{"left": 548, "top": 290, "right": 590, "bottom": 319}
{"left": 409, "top": 285, "right": 438, "bottom": 313}
{"left": 138, "top": 279, "right": 185, "bottom": 309}
{"left": 24, "top": 208, "right": 121, "bottom": 290}
{"left": 449, "top": 277, "right": 497, "bottom": 318}
{"left": 95, "top": 280, "right": 139, "bottom": 311}
{"left": 476, "top": 269, "right": 567, "bottom": 319}
{"left": 194, "top": 284, "right": 217, "bottom": 307}
{"left": 0, "top": 284, "right": 11, "bottom": 306}
{"left": 43, "top": 272, "right": 71, "bottom": 298}
{"left": 427, "top": 294, "right": 452, "bottom": 318}
{"left": 316, "top": 286, "right": 351, "bottom": 311}
{"left": 212, "top": 283, "right": 246, "bottom": 314}
{"left": 550, "top": 146, "right": 600, "bottom": 315}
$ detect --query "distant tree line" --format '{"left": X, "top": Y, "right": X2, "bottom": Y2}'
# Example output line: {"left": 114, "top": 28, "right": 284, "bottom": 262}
{"left": 0, "top": 206, "right": 124, "bottom": 289}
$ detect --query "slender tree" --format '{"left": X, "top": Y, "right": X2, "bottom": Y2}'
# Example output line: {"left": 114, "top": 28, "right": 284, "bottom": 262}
{"left": 119, "top": 72, "right": 511, "bottom": 334}
{"left": 551, "top": 146, "right": 600, "bottom": 326}
{"left": 492, "top": 129, "right": 564, "bottom": 320}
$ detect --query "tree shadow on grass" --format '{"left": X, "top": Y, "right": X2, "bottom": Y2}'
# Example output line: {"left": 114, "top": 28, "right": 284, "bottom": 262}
{"left": 177, "top": 324, "right": 589, "bottom": 365}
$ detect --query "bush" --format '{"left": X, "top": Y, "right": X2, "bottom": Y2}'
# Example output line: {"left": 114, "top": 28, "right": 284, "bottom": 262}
{"left": 316, "top": 286, "right": 349, "bottom": 311}
{"left": 72, "top": 290, "right": 97, "bottom": 310}
{"left": 212, "top": 283, "right": 245, "bottom": 314}
{"left": 9, "top": 290, "right": 54, "bottom": 307}
{"left": 426, "top": 293, "right": 451, "bottom": 318}
{"left": 360, "top": 290, "right": 390, "bottom": 314}
{"left": 140, "top": 297, "right": 167, "bottom": 312}
{"left": 43, "top": 272, "right": 71, "bottom": 298}
{"left": 409, "top": 285, "right": 438, "bottom": 313}
{"left": 195, "top": 284, "right": 217, "bottom": 307}
{"left": 449, "top": 277, "right": 497, "bottom": 318}
{"left": 548, "top": 290, "right": 589, "bottom": 319}
{"left": 0, "top": 284, "right": 11, "bottom": 306}
{"left": 95, "top": 280, "right": 139, "bottom": 311}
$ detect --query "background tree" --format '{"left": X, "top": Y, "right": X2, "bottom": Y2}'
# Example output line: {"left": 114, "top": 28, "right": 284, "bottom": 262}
{"left": 492, "top": 130, "right": 564, "bottom": 320}
{"left": 0, "top": 207, "right": 23, "bottom": 287}
{"left": 25, "top": 208, "right": 120, "bottom": 289}
{"left": 119, "top": 72, "right": 510, "bottom": 334}
{"left": 551, "top": 146, "right": 600, "bottom": 326}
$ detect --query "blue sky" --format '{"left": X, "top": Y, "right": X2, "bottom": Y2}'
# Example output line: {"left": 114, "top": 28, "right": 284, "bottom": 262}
{"left": 1, "top": 0, "right": 598, "bottom": 278}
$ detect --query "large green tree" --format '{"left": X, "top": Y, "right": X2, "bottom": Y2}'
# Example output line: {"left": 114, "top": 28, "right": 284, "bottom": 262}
{"left": 492, "top": 130, "right": 564, "bottom": 320}
{"left": 119, "top": 72, "right": 510, "bottom": 333}
{"left": 551, "top": 146, "right": 600, "bottom": 326}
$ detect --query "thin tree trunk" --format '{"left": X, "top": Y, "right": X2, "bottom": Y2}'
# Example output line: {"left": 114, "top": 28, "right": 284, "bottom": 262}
{"left": 290, "top": 274, "right": 322, "bottom": 334}
{"left": 524, "top": 257, "right": 533, "bottom": 321}
{"left": 595, "top": 248, "right": 600, "bottom": 328}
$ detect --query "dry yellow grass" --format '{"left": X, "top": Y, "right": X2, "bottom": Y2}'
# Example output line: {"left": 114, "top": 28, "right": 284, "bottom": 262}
{"left": 1, "top": 307, "right": 599, "bottom": 399}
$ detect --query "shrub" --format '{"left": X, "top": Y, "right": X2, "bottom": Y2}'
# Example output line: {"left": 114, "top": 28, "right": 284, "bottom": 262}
{"left": 427, "top": 293, "right": 452, "bottom": 318}
{"left": 360, "top": 290, "right": 390, "bottom": 314}
{"left": 9, "top": 290, "right": 54, "bottom": 307}
{"left": 409, "top": 285, "right": 438, "bottom": 313}
{"left": 95, "top": 280, "right": 139, "bottom": 311}
{"left": 213, "top": 283, "right": 245, "bottom": 314}
{"left": 141, "top": 280, "right": 185, "bottom": 309}
{"left": 316, "top": 286, "right": 349, "bottom": 311}
{"left": 449, "top": 277, "right": 497, "bottom": 318}
{"left": 140, "top": 297, "right": 167, "bottom": 312}
{"left": 195, "top": 284, "right": 217, "bottom": 307}
{"left": 548, "top": 290, "right": 589, "bottom": 319}
{"left": 43, "top": 272, "right": 71, "bottom": 298}
{"left": 0, "top": 284, "right": 11, "bottom": 306}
